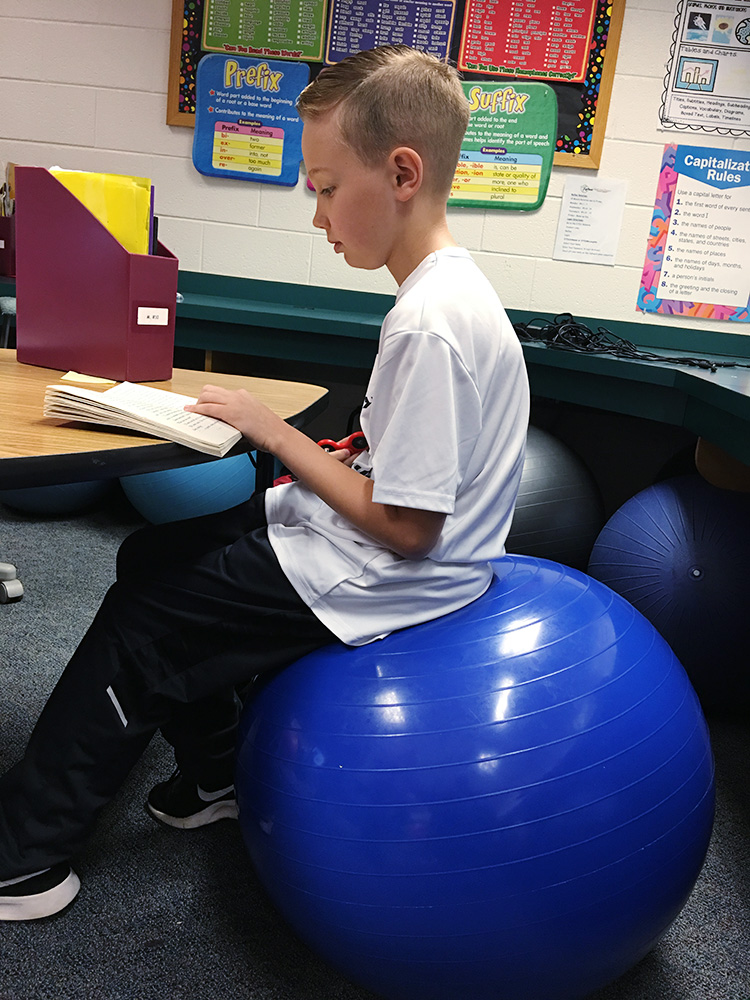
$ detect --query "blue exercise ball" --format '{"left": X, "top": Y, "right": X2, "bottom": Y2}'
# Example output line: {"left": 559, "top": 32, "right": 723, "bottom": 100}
{"left": 120, "top": 454, "right": 256, "bottom": 524}
{"left": 0, "top": 479, "right": 113, "bottom": 514}
{"left": 588, "top": 474, "right": 750, "bottom": 715}
{"left": 506, "top": 425, "right": 604, "bottom": 569}
{"left": 236, "top": 555, "right": 714, "bottom": 1000}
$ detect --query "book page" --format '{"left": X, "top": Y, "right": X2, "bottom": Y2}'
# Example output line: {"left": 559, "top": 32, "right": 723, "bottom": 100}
{"left": 104, "top": 383, "right": 223, "bottom": 438}
{"left": 44, "top": 382, "right": 242, "bottom": 453}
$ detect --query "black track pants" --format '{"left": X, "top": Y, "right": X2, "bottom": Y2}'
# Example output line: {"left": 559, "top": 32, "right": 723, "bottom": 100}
{"left": 0, "top": 494, "right": 336, "bottom": 878}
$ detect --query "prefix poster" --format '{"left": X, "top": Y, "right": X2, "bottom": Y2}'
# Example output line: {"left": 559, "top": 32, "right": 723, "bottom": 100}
{"left": 449, "top": 82, "right": 557, "bottom": 210}
{"left": 660, "top": 0, "right": 750, "bottom": 134}
{"left": 639, "top": 143, "right": 750, "bottom": 321}
{"left": 203, "top": 0, "right": 328, "bottom": 62}
{"left": 192, "top": 54, "right": 309, "bottom": 185}
{"left": 325, "top": 0, "right": 456, "bottom": 63}
{"left": 458, "top": 0, "right": 598, "bottom": 81}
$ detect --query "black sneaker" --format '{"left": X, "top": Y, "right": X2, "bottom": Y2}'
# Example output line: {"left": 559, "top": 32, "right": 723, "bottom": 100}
{"left": 146, "top": 770, "right": 238, "bottom": 830}
{"left": 0, "top": 864, "right": 80, "bottom": 921}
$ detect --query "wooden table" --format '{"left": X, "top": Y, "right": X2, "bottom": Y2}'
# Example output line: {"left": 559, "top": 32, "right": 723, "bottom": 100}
{"left": 0, "top": 349, "right": 328, "bottom": 490}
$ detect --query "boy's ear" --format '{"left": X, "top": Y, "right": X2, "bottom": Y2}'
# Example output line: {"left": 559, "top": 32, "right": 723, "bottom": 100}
{"left": 390, "top": 147, "right": 423, "bottom": 201}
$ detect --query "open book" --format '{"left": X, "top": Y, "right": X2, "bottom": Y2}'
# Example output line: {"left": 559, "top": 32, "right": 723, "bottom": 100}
{"left": 43, "top": 381, "right": 243, "bottom": 457}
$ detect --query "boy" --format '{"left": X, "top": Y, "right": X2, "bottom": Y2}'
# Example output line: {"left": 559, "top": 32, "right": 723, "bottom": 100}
{"left": 0, "top": 45, "right": 529, "bottom": 920}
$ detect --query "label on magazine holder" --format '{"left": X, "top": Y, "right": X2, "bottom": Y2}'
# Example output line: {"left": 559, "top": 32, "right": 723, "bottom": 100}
{"left": 137, "top": 307, "right": 169, "bottom": 326}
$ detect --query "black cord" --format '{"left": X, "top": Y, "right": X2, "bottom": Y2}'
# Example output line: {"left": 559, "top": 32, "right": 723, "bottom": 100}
{"left": 514, "top": 313, "right": 750, "bottom": 374}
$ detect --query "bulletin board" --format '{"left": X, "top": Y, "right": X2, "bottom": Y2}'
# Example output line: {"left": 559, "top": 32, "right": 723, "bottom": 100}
{"left": 167, "top": 0, "right": 625, "bottom": 169}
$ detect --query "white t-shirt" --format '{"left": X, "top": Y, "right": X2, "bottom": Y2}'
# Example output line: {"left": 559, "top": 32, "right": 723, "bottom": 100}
{"left": 265, "top": 247, "right": 530, "bottom": 645}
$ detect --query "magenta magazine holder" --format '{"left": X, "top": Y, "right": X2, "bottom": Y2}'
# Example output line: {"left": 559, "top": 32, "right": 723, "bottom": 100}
{"left": 14, "top": 166, "right": 178, "bottom": 381}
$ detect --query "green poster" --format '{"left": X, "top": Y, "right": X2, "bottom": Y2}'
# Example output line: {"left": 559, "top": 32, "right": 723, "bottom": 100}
{"left": 203, "top": 0, "right": 328, "bottom": 63}
{"left": 450, "top": 82, "right": 558, "bottom": 211}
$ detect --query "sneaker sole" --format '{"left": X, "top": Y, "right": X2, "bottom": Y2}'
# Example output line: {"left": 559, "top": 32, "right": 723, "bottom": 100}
{"left": 146, "top": 798, "right": 239, "bottom": 830}
{"left": 0, "top": 869, "right": 80, "bottom": 921}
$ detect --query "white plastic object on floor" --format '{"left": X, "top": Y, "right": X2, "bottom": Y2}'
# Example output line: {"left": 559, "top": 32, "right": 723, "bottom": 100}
{"left": 0, "top": 562, "right": 23, "bottom": 603}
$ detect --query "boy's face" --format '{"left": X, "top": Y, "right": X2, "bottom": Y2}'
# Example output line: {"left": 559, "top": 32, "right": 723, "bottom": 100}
{"left": 302, "top": 112, "right": 400, "bottom": 274}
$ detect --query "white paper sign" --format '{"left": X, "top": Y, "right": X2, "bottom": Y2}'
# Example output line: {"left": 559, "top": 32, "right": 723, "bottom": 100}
{"left": 660, "top": 0, "right": 750, "bottom": 135}
{"left": 553, "top": 178, "right": 628, "bottom": 266}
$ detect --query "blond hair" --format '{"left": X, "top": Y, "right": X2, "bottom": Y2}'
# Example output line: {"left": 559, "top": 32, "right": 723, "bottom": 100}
{"left": 297, "top": 46, "right": 469, "bottom": 196}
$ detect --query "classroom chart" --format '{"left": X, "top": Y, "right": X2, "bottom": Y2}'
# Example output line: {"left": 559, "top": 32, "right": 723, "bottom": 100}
{"left": 171, "top": 0, "right": 624, "bottom": 166}
{"left": 639, "top": 143, "right": 750, "bottom": 321}
{"left": 458, "top": 0, "right": 598, "bottom": 81}
{"left": 192, "top": 54, "right": 309, "bottom": 185}
{"left": 660, "top": 0, "right": 750, "bottom": 134}
{"left": 325, "top": 0, "right": 455, "bottom": 63}
{"left": 452, "top": 152, "right": 543, "bottom": 204}
{"left": 450, "top": 81, "right": 557, "bottom": 209}
{"left": 211, "top": 122, "right": 285, "bottom": 175}
{"left": 203, "top": 0, "right": 328, "bottom": 62}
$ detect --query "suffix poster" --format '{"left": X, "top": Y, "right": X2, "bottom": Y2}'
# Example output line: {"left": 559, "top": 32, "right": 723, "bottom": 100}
{"left": 449, "top": 82, "right": 557, "bottom": 210}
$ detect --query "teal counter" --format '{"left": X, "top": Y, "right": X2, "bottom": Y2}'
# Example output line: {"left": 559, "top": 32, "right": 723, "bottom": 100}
{"left": 175, "top": 271, "right": 387, "bottom": 370}
{"left": 174, "top": 271, "right": 750, "bottom": 466}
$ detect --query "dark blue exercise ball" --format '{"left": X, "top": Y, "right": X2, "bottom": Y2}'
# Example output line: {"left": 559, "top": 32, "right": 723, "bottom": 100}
{"left": 236, "top": 555, "right": 714, "bottom": 1000}
{"left": 0, "top": 479, "right": 113, "bottom": 514}
{"left": 506, "top": 425, "right": 604, "bottom": 569}
{"left": 588, "top": 475, "right": 750, "bottom": 714}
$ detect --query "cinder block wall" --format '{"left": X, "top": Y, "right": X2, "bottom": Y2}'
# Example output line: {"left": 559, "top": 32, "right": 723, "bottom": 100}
{"left": 2, "top": 0, "right": 748, "bottom": 335}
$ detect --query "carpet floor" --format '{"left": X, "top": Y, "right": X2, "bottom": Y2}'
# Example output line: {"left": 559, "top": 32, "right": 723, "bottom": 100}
{"left": 0, "top": 489, "right": 748, "bottom": 1000}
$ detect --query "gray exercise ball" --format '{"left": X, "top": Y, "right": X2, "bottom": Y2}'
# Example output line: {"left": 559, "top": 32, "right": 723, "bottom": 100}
{"left": 505, "top": 425, "right": 604, "bottom": 569}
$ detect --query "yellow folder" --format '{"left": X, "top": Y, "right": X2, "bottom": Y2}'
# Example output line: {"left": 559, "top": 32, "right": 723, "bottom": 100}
{"left": 50, "top": 169, "right": 152, "bottom": 255}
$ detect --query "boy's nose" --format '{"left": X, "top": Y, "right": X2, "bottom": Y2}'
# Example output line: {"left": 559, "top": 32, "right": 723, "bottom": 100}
{"left": 312, "top": 204, "right": 327, "bottom": 230}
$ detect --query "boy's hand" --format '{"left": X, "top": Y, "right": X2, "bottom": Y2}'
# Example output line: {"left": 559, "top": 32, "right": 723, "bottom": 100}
{"left": 187, "top": 386, "right": 443, "bottom": 560}
{"left": 318, "top": 432, "right": 368, "bottom": 457}
{"left": 185, "top": 384, "right": 284, "bottom": 452}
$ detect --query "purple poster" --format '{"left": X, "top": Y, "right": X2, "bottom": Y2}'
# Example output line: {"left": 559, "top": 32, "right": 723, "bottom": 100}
{"left": 325, "top": 0, "right": 456, "bottom": 63}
